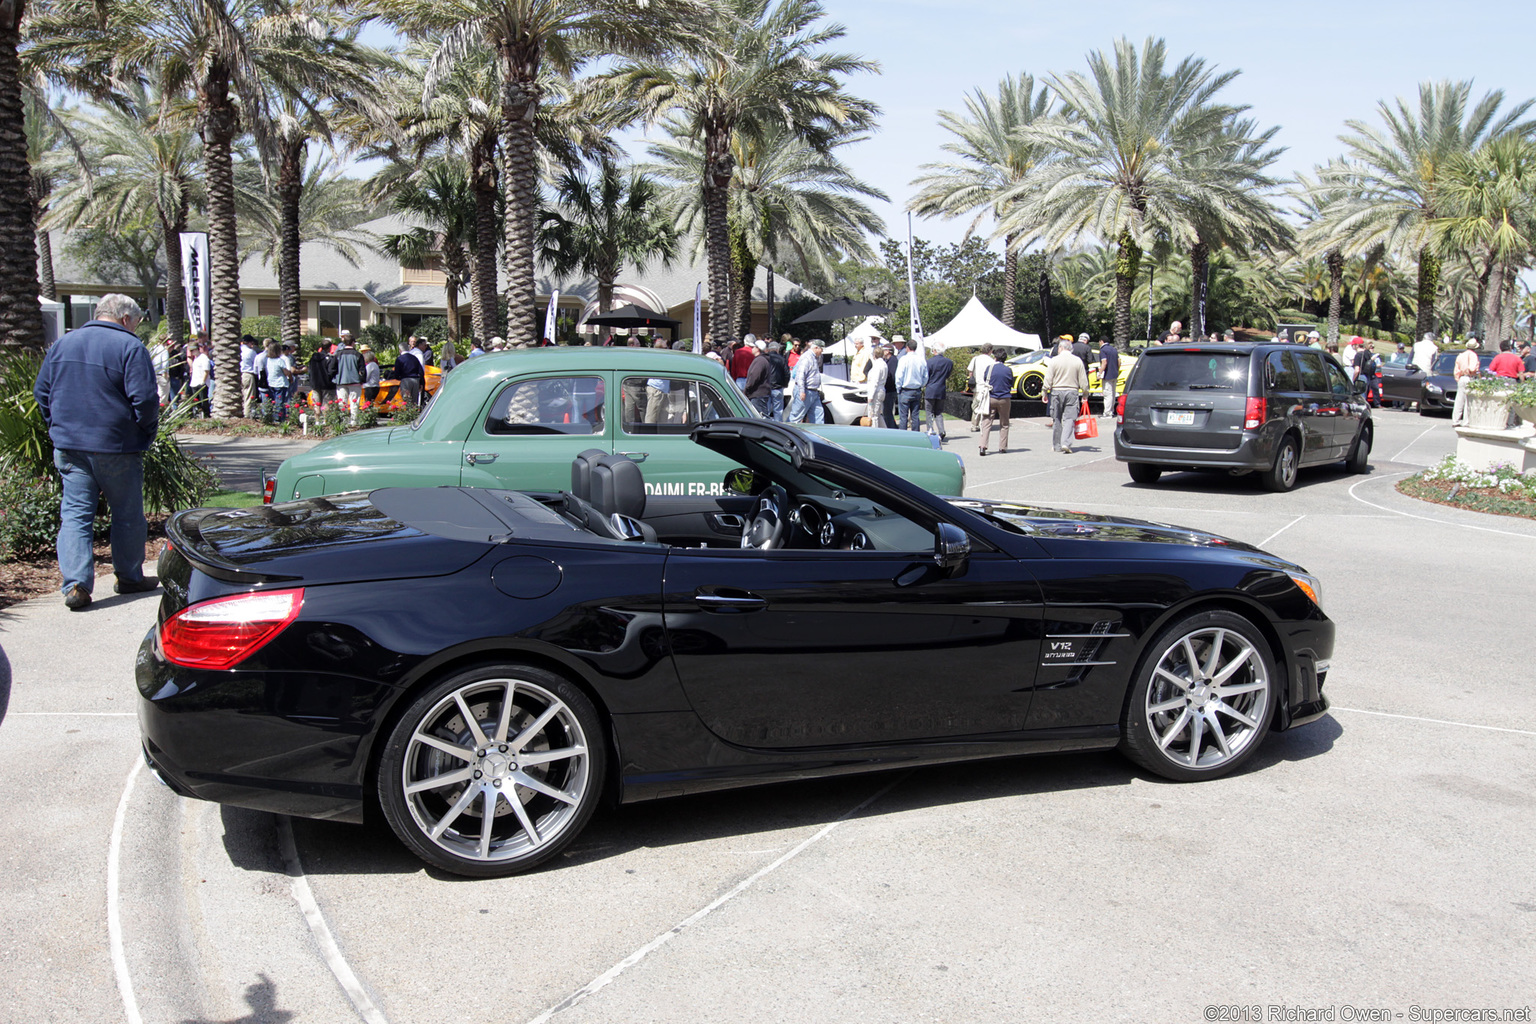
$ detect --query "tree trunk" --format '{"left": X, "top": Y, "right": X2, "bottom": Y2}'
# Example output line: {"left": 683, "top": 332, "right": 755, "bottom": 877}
{"left": 470, "top": 132, "right": 498, "bottom": 343}
{"left": 498, "top": 49, "right": 542, "bottom": 347}
{"left": 1189, "top": 239, "right": 1210, "bottom": 341}
{"left": 1497, "top": 264, "right": 1517, "bottom": 342}
{"left": 1000, "top": 235, "right": 1017, "bottom": 327}
{"left": 1112, "top": 231, "right": 1140, "bottom": 348}
{"left": 702, "top": 120, "right": 736, "bottom": 348}
{"left": 442, "top": 245, "right": 467, "bottom": 347}
{"left": 1414, "top": 247, "right": 1440, "bottom": 340}
{"left": 0, "top": 13, "right": 43, "bottom": 351}
{"left": 36, "top": 226, "right": 55, "bottom": 302}
{"left": 1480, "top": 259, "right": 1506, "bottom": 344}
{"left": 1325, "top": 248, "right": 1343, "bottom": 345}
{"left": 730, "top": 222, "right": 754, "bottom": 338}
{"left": 201, "top": 76, "right": 245, "bottom": 418}
{"left": 160, "top": 203, "right": 188, "bottom": 344}
{"left": 276, "top": 136, "right": 305, "bottom": 352}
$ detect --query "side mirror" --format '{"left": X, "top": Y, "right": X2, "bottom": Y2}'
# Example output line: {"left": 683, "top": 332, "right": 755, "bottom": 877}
{"left": 724, "top": 468, "right": 758, "bottom": 495}
{"left": 934, "top": 523, "right": 970, "bottom": 571}
{"left": 1352, "top": 378, "right": 1368, "bottom": 395}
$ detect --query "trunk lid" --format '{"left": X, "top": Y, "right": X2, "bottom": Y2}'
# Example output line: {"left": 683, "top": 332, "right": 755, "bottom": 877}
{"left": 1120, "top": 349, "right": 1252, "bottom": 450}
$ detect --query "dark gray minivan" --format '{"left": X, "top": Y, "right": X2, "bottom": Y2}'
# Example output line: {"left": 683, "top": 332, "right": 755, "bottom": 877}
{"left": 1113, "top": 343, "right": 1373, "bottom": 491}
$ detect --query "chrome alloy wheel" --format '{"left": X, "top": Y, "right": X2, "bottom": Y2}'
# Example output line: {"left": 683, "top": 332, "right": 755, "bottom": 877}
{"left": 401, "top": 678, "right": 591, "bottom": 864}
{"left": 1142, "top": 626, "right": 1271, "bottom": 770}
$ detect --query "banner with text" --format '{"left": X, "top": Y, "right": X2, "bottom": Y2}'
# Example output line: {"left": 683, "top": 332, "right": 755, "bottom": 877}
{"left": 179, "top": 232, "right": 210, "bottom": 341}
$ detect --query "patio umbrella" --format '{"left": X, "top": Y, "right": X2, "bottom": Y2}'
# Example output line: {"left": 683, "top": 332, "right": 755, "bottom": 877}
{"left": 583, "top": 303, "right": 682, "bottom": 331}
{"left": 790, "top": 296, "right": 893, "bottom": 325}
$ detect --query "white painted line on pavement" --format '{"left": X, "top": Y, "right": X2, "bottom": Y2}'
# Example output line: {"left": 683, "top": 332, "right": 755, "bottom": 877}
{"left": 971, "top": 453, "right": 1116, "bottom": 488}
{"left": 1391, "top": 423, "right": 1441, "bottom": 462}
{"left": 1259, "top": 515, "right": 1305, "bottom": 547}
{"left": 523, "top": 772, "right": 911, "bottom": 1024}
{"left": 1331, "top": 706, "right": 1536, "bottom": 737}
{"left": 277, "top": 817, "right": 390, "bottom": 1024}
{"left": 1347, "top": 473, "right": 1536, "bottom": 540}
{"left": 108, "top": 758, "right": 145, "bottom": 1024}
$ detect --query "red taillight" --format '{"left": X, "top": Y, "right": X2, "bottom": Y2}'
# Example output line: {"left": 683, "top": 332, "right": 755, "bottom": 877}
{"left": 1244, "top": 397, "right": 1266, "bottom": 430}
{"left": 1115, "top": 394, "right": 1126, "bottom": 423}
{"left": 160, "top": 588, "right": 304, "bottom": 669}
{"left": 261, "top": 474, "right": 276, "bottom": 505}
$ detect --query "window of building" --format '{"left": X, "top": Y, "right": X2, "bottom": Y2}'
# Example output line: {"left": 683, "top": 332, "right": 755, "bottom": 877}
{"left": 257, "top": 298, "right": 281, "bottom": 318}
{"left": 317, "top": 302, "right": 362, "bottom": 337}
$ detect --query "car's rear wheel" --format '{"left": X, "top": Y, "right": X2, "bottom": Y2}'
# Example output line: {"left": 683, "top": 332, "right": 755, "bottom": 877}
{"left": 378, "top": 664, "right": 604, "bottom": 877}
{"left": 1264, "top": 435, "right": 1299, "bottom": 492}
{"left": 1346, "top": 424, "right": 1371, "bottom": 473}
{"left": 1127, "top": 462, "right": 1161, "bottom": 484}
{"left": 1119, "top": 610, "right": 1277, "bottom": 781}
{"left": 1018, "top": 373, "right": 1044, "bottom": 400}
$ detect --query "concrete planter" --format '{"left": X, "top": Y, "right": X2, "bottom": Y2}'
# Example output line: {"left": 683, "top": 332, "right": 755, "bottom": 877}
{"left": 1514, "top": 403, "right": 1536, "bottom": 426}
{"left": 1464, "top": 389, "right": 1515, "bottom": 430}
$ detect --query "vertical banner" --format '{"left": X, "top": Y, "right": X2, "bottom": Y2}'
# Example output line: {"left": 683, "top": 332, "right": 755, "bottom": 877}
{"left": 179, "top": 231, "right": 210, "bottom": 340}
{"left": 543, "top": 290, "right": 559, "bottom": 345}
{"left": 692, "top": 283, "right": 702, "bottom": 354}
{"left": 905, "top": 213, "right": 925, "bottom": 357}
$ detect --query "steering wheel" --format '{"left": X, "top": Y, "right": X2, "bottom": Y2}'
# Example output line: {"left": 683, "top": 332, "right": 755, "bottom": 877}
{"left": 740, "top": 484, "right": 788, "bottom": 550}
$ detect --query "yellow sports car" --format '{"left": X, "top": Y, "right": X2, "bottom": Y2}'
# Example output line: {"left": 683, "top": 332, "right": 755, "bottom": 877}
{"left": 1006, "top": 349, "right": 1136, "bottom": 401}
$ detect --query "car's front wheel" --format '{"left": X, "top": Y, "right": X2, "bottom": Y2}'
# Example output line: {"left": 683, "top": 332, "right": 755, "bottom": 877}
{"left": 1018, "top": 373, "right": 1044, "bottom": 400}
{"left": 1346, "top": 424, "right": 1371, "bottom": 473}
{"left": 378, "top": 664, "right": 605, "bottom": 877}
{"left": 1119, "top": 610, "right": 1277, "bottom": 781}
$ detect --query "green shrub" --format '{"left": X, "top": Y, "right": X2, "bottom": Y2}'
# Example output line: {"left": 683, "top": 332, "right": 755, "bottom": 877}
{"left": 359, "top": 323, "right": 398, "bottom": 351}
{"left": 0, "top": 476, "right": 65, "bottom": 560}
{"left": 0, "top": 349, "right": 54, "bottom": 482}
{"left": 144, "top": 402, "right": 220, "bottom": 513}
{"left": 241, "top": 315, "right": 282, "bottom": 341}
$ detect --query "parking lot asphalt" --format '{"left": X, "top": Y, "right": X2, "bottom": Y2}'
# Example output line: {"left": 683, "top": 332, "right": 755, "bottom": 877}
{"left": 1, "top": 406, "right": 1532, "bottom": 1024}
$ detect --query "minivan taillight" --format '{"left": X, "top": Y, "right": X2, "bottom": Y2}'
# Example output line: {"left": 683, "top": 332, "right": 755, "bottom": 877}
{"left": 1244, "top": 397, "right": 1266, "bottom": 430}
{"left": 160, "top": 588, "right": 304, "bottom": 669}
{"left": 1115, "top": 394, "right": 1126, "bottom": 423}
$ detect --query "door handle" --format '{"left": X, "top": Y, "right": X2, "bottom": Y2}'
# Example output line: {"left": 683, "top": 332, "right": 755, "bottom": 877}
{"left": 616, "top": 451, "right": 650, "bottom": 463}
{"left": 693, "top": 588, "right": 767, "bottom": 613}
{"left": 465, "top": 452, "right": 499, "bottom": 465}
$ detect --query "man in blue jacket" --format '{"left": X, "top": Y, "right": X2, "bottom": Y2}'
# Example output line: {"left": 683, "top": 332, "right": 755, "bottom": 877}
{"left": 33, "top": 294, "right": 161, "bottom": 610}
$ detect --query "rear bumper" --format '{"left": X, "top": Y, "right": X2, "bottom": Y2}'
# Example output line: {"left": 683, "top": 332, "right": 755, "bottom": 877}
{"left": 1114, "top": 429, "right": 1275, "bottom": 470}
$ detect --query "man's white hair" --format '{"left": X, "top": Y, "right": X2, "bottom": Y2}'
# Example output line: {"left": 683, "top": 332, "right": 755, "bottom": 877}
{"left": 95, "top": 293, "right": 144, "bottom": 322}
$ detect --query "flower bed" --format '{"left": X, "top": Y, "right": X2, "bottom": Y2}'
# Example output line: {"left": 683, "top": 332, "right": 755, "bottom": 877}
{"left": 1398, "top": 457, "right": 1536, "bottom": 520}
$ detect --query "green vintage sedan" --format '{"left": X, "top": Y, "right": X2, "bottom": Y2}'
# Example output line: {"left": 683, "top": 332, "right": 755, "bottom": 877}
{"left": 269, "top": 348, "right": 966, "bottom": 502}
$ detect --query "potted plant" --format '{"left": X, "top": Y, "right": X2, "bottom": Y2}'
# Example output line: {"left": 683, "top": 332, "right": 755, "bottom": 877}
{"left": 1504, "top": 379, "right": 1536, "bottom": 426}
{"left": 1462, "top": 376, "right": 1519, "bottom": 430}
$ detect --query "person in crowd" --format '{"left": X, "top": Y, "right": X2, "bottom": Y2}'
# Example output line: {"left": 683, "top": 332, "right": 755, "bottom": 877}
{"left": 390, "top": 342, "right": 426, "bottom": 407}
{"left": 1044, "top": 337, "right": 1089, "bottom": 454}
{"left": 742, "top": 337, "right": 773, "bottom": 416}
{"left": 784, "top": 335, "right": 802, "bottom": 371}
{"left": 1412, "top": 332, "right": 1439, "bottom": 374}
{"left": 765, "top": 340, "right": 790, "bottom": 420}
{"left": 468, "top": 339, "right": 485, "bottom": 358}
{"left": 881, "top": 341, "right": 900, "bottom": 428}
{"left": 262, "top": 340, "right": 293, "bottom": 421}
{"left": 1168, "top": 321, "right": 1183, "bottom": 342}
{"left": 308, "top": 339, "right": 337, "bottom": 408}
{"left": 1519, "top": 341, "right": 1536, "bottom": 380}
{"left": 894, "top": 335, "right": 927, "bottom": 430}
{"left": 1072, "top": 332, "right": 1092, "bottom": 368}
{"left": 967, "top": 343, "right": 996, "bottom": 431}
{"left": 1451, "top": 338, "right": 1481, "bottom": 426}
{"left": 166, "top": 336, "right": 188, "bottom": 402}
{"left": 730, "top": 335, "right": 757, "bottom": 387}
{"left": 188, "top": 340, "right": 212, "bottom": 417}
{"left": 150, "top": 335, "right": 170, "bottom": 403}
{"left": 440, "top": 339, "right": 458, "bottom": 373}
{"left": 1098, "top": 336, "right": 1120, "bottom": 414}
{"left": 1490, "top": 338, "right": 1523, "bottom": 379}
{"left": 1307, "top": 330, "right": 1323, "bottom": 348}
{"left": 849, "top": 336, "right": 872, "bottom": 384}
{"left": 924, "top": 342, "right": 953, "bottom": 442}
{"left": 978, "top": 349, "right": 1015, "bottom": 456}
{"left": 32, "top": 293, "right": 159, "bottom": 610}
{"left": 239, "top": 335, "right": 260, "bottom": 417}
{"left": 863, "top": 342, "right": 889, "bottom": 425}
{"left": 360, "top": 346, "right": 380, "bottom": 406}
{"left": 333, "top": 335, "right": 364, "bottom": 423}
{"left": 415, "top": 335, "right": 436, "bottom": 367}
{"left": 788, "top": 339, "right": 826, "bottom": 424}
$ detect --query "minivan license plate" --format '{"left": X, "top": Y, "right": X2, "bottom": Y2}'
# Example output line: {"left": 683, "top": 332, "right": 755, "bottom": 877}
{"left": 1167, "top": 411, "right": 1196, "bottom": 425}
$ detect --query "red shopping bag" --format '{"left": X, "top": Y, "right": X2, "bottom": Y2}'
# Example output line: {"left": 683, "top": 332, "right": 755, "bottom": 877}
{"left": 1074, "top": 400, "right": 1098, "bottom": 439}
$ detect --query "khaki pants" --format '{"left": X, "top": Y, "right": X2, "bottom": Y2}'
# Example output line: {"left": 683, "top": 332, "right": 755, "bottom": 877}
{"left": 979, "top": 396, "right": 1010, "bottom": 452}
{"left": 241, "top": 371, "right": 258, "bottom": 418}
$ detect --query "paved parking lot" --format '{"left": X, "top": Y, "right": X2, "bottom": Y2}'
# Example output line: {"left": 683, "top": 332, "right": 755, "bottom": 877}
{"left": 2, "top": 406, "right": 1533, "bottom": 1024}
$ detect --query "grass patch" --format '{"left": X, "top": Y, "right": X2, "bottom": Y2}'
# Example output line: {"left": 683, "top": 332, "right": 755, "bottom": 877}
{"left": 202, "top": 489, "right": 265, "bottom": 509}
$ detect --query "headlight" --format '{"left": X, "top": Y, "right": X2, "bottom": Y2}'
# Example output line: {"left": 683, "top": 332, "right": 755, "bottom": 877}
{"left": 1425, "top": 383, "right": 1443, "bottom": 395}
{"left": 1286, "top": 571, "right": 1322, "bottom": 609}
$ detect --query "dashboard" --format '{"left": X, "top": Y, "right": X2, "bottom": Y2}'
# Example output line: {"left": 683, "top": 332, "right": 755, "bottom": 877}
{"left": 783, "top": 494, "right": 932, "bottom": 552}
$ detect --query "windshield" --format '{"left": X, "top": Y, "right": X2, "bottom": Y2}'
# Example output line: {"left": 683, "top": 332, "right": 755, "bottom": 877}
{"left": 1007, "top": 351, "right": 1049, "bottom": 366}
{"left": 1430, "top": 351, "right": 1494, "bottom": 374}
{"left": 1132, "top": 352, "right": 1250, "bottom": 391}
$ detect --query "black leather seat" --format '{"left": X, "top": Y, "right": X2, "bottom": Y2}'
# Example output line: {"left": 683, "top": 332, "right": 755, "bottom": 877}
{"left": 570, "top": 448, "right": 608, "bottom": 503}
{"left": 568, "top": 451, "right": 656, "bottom": 542}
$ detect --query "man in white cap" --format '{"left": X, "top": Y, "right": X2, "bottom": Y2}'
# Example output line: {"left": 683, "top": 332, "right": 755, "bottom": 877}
{"left": 1451, "top": 337, "right": 1481, "bottom": 425}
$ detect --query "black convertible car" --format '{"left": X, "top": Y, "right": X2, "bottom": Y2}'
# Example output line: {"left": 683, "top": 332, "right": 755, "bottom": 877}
{"left": 137, "top": 420, "right": 1332, "bottom": 877}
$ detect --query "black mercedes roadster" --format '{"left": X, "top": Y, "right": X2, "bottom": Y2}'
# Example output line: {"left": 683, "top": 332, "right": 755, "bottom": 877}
{"left": 137, "top": 419, "right": 1331, "bottom": 877}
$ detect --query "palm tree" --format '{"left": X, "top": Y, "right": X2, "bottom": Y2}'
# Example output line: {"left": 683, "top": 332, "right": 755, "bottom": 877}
{"left": 908, "top": 73, "right": 1053, "bottom": 328}
{"left": 646, "top": 117, "right": 885, "bottom": 334}
{"left": 608, "top": 0, "right": 879, "bottom": 346}
{"left": 539, "top": 156, "right": 676, "bottom": 319}
{"left": 376, "top": 160, "right": 478, "bottom": 347}
{"left": 237, "top": 158, "right": 373, "bottom": 277}
{"left": 371, "top": 0, "right": 707, "bottom": 347}
{"left": 1000, "top": 37, "right": 1243, "bottom": 347}
{"left": 24, "top": 87, "right": 78, "bottom": 303}
{"left": 1337, "top": 80, "right": 1533, "bottom": 340}
{"left": 1434, "top": 134, "right": 1536, "bottom": 340}
{"left": 45, "top": 82, "right": 202, "bottom": 345}
{"left": 1, "top": 1, "right": 42, "bottom": 348}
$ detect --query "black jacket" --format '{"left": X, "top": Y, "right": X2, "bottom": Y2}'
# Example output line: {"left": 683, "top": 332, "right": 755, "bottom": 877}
{"left": 743, "top": 354, "right": 772, "bottom": 399}
{"left": 924, "top": 355, "right": 953, "bottom": 399}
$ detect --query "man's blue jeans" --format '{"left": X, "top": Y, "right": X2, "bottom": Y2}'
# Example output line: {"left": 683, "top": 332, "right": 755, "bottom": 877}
{"left": 898, "top": 388, "right": 923, "bottom": 430}
{"left": 54, "top": 449, "right": 147, "bottom": 595}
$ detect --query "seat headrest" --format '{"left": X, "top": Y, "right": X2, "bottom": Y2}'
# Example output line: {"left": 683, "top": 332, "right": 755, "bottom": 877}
{"left": 570, "top": 448, "right": 608, "bottom": 501}
{"left": 590, "top": 454, "right": 646, "bottom": 520}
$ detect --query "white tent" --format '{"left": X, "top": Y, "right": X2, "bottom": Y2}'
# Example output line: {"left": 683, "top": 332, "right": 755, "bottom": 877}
{"left": 924, "top": 296, "right": 1042, "bottom": 351}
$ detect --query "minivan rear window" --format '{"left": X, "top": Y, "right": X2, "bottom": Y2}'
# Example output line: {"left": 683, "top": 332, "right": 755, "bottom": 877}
{"left": 1131, "top": 352, "right": 1249, "bottom": 391}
